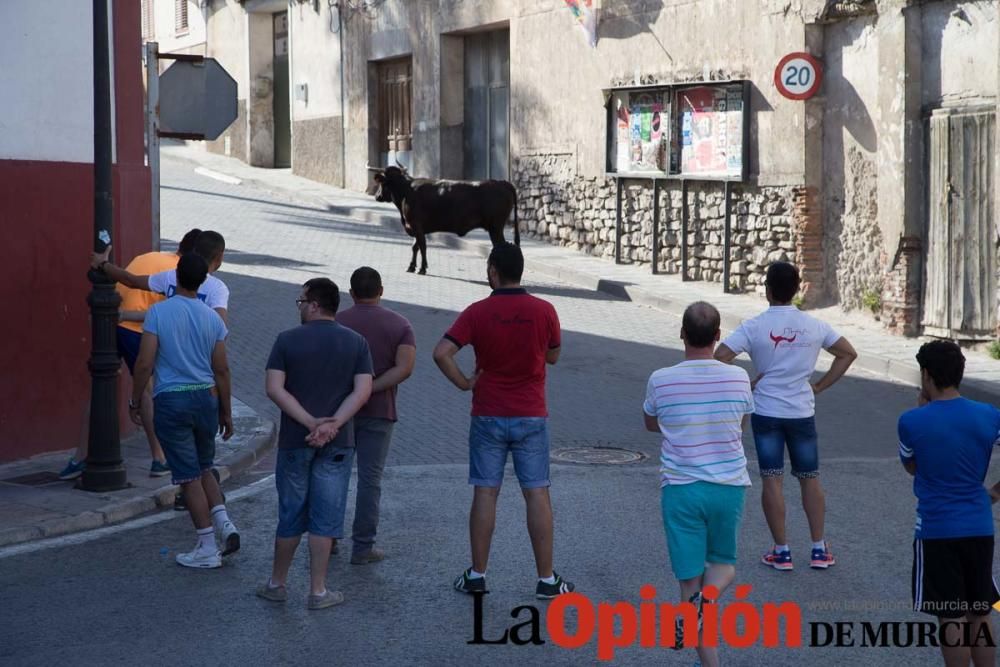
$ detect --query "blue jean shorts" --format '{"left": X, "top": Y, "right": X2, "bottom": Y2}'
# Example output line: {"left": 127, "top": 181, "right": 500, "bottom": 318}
{"left": 275, "top": 445, "right": 355, "bottom": 538}
{"left": 750, "top": 414, "right": 819, "bottom": 479}
{"left": 153, "top": 389, "right": 218, "bottom": 485}
{"left": 468, "top": 416, "right": 550, "bottom": 489}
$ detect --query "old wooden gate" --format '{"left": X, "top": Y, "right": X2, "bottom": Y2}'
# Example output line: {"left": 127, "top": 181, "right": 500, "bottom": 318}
{"left": 377, "top": 58, "right": 412, "bottom": 170}
{"left": 922, "top": 108, "right": 997, "bottom": 339}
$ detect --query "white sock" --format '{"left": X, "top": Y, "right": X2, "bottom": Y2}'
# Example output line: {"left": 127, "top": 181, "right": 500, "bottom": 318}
{"left": 540, "top": 575, "right": 556, "bottom": 584}
{"left": 468, "top": 569, "right": 485, "bottom": 579}
{"left": 774, "top": 544, "right": 790, "bottom": 553}
{"left": 196, "top": 527, "right": 216, "bottom": 553}
{"left": 812, "top": 540, "right": 826, "bottom": 551}
{"left": 210, "top": 505, "right": 231, "bottom": 530}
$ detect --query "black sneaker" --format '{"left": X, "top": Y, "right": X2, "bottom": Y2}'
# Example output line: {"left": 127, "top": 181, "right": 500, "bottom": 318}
{"left": 673, "top": 591, "right": 706, "bottom": 650}
{"left": 454, "top": 568, "right": 487, "bottom": 594}
{"left": 535, "top": 571, "right": 575, "bottom": 599}
{"left": 173, "top": 469, "right": 225, "bottom": 511}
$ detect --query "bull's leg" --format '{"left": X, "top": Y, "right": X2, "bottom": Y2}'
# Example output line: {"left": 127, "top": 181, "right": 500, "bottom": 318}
{"left": 417, "top": 235, "right": 428, "bottom": 275}
{"left": 407, "top": 240, "right": 418, "bottom": 273}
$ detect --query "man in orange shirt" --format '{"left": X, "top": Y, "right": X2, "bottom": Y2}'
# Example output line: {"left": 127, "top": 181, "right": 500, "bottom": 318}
{"left": 59, "top": 229, "right": 202, "bottom": 480}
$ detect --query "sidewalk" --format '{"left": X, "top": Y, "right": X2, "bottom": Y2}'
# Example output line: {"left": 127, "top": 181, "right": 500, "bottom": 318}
{"left": 164, "top": 142, "right": 1000, "bottom": 405}
{"left": 0, "top": 397, "right": 275, "bottom": 547}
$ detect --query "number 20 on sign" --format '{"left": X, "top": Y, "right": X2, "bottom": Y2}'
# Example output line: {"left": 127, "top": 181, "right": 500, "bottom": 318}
{"left": 774, "top": 52, "right": 823, "bottom": 100}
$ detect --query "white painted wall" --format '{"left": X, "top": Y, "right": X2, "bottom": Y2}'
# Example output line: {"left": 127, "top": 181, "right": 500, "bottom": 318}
{"left": 289, "top": 2, "right": 343, "bottom": 120}
{"left": 152, "top": 0, "right": 207, "bottom": 54}
{"left": 0, "top": 2, "right": 94, "bottom": 163}
{"left": 922, "top": 0, "right": 999, "bottom": 107}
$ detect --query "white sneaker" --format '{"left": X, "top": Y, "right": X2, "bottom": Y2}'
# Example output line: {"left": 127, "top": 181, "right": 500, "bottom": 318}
{"left": 176, "top": 549, "right": 222, "bottom": 569}
{"left": 219, "top": 521, "right": 240, "bottom": 556}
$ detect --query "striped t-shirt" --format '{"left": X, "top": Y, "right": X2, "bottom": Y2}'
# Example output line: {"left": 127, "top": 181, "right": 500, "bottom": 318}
{"left": 644, "top": 360, "right": 754, "bottom": 487}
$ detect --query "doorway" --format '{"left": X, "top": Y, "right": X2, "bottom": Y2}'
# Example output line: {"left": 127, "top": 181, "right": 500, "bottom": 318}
{"left": 376, "top": 58, "right": 413, "bottom": 170}
{"left": 272, "top": 11, "right": 291, "bottom": 168}
{"left": 463, "top": 29, "right": 509, "bottom": 181}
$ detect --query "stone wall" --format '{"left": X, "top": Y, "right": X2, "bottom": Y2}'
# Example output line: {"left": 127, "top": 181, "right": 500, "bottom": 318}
{"left": 513, "top": 152, "right": 803, "bottom": 297}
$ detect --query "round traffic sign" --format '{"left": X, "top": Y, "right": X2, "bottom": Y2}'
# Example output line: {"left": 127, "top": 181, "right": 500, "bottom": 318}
{"left": 774, "top": 52, "right": 823, "bottom": 100}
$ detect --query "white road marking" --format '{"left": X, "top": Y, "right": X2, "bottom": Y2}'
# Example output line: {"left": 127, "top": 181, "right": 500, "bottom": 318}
{"left": 194, "top": 166, "right": 242, "bottom": 185}
{"left": 0, "top": 475, "right": 274, "bottom": 560}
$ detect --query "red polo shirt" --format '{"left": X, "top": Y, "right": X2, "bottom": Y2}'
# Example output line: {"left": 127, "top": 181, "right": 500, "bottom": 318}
{"left": 444, "top": 288, "right": 560, "bottom": 417}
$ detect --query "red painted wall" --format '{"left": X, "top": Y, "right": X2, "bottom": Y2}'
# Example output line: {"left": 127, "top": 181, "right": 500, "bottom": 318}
{"left": 0, "top": 2, "right": 150, "bottom": 462}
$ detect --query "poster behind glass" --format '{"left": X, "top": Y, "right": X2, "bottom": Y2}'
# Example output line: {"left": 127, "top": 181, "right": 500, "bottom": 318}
{"left": 677, "top": 86, "right": 743, "bottom": 178}
{"left": 614, "top": 90, "right": 670, "bottom": 173}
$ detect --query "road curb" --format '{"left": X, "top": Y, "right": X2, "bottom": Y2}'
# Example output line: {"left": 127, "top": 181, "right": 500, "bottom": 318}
{"left": 168, "top": 150, "right": 999, "bottom": 404}
{"left": 0, "top": 398, "right": 276, "bottom": 548}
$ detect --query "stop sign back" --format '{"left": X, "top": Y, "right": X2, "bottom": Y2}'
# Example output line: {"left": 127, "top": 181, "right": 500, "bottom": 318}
{"left": 159, "top": 59, "right": 238, "bottom": 140}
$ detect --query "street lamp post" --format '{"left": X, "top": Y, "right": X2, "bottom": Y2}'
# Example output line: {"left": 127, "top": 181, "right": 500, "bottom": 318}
{"left": 80, "top": 0, "right": 127, "bottom": 492}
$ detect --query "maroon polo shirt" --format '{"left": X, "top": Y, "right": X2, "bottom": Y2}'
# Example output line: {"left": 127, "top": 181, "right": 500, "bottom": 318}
{"left": 338, "top": 303, "right": 415, "bottom": 421}
{"left": 444, "top": 288, "right": 561, "bottom": 417}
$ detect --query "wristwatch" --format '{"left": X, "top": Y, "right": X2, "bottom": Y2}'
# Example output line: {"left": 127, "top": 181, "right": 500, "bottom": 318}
{"left": 98, "top": 260, "right": 109, "bottom": 272}
{"left": 128, "top": 398, "right": 140, "bottom": 410}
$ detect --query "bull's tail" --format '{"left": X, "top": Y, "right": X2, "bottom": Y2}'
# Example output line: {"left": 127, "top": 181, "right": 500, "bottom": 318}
{"left": 510, "top": 182, "right": 520, "bottom": 247}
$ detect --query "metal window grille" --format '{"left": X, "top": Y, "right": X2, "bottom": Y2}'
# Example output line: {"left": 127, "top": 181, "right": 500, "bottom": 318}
{"left": 141, "top": 0, "right": 154, "bottom": 39}
{"left": 175, "top": 0, "right": 189, "bottom": 33}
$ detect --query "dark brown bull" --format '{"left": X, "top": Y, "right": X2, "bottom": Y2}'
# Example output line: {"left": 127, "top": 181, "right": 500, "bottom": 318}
{"left": 370, "top": 165, "right": 519, "bottom": 275}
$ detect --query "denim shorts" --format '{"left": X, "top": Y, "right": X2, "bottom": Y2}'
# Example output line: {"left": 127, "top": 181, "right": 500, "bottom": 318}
{"left": 153, "top": 389, "right": 218, "bottom": 485}
{"left": 750, "top": 414, "right": 819, "bottom": 479}
{"left": 661, "top": 482, "right": 746, "bottom": 580}
{"left": 468, "top": 416, "right": 550, "bottom": 489}
{"left": 275, "top": 445, "right": 355, "bottom": 538}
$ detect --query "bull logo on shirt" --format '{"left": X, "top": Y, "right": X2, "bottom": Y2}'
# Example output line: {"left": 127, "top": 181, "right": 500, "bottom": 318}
{"left": 769, "top": 329, "right": 805, "bottom": 350}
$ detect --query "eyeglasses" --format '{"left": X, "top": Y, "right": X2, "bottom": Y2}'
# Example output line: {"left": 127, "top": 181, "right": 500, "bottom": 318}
{"left": 295, "top": 298, "right": 310, "bottom": 307}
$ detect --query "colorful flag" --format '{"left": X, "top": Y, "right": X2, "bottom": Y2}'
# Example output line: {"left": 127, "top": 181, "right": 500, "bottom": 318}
{"left": 564, "top": 0, "right": 598, "bottom": 47}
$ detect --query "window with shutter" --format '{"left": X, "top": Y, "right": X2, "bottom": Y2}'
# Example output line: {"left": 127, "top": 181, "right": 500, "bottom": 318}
{"left": 175, "top": 0, "right": 189, "bottom": 33}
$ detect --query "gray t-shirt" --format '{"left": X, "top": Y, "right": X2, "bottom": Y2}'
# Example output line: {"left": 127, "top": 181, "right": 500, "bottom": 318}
{"left": 266, "top": 320, "right": 374, "bottom": 449}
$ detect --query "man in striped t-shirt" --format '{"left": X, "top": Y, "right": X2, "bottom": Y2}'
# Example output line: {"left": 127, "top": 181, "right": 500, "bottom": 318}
{"left": 643, "top": 301, "right": 753, "bottom": 661}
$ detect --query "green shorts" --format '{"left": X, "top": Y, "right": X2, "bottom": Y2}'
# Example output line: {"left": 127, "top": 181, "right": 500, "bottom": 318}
{"left": 660, "top": 482, "right": 746, "bottom": 581}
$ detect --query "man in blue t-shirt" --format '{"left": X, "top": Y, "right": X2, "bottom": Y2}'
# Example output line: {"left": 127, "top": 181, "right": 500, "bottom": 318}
{"left": 131, "top": 253, "right": 237, "bottom": 570}
{"left": 898, "top": 340, "right": 1000, "bottom": 666}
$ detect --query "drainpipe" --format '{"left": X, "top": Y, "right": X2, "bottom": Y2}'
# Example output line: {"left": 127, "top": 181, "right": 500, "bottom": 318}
{"left": 338, "top": 2, "right": 347, "bottom": 188}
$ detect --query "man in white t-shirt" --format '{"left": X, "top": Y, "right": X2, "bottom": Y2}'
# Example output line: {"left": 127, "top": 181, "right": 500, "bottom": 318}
{"left": 715, "top": 262, "right": 857, "bottom": 572}
{"left": 92, "top": 231, "right": 229, "bottom": 325}
{"left": 644, "top": 301, "right": 754, "bottom": 663}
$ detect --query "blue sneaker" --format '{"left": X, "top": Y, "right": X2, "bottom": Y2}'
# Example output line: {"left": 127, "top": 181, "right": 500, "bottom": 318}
{"left": 149, "top": 460, "right": 170, "bottom": 477}
{"left": 761, "top": 547, "right": 793, "bottom": 571}
{"left": 810, "top": 542, "right": 836, "bottom": 569}
{"left": 58, "top": 457, "right": 86, "bottom": 480}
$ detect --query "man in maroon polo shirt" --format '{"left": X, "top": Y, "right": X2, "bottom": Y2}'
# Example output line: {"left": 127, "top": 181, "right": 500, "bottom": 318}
{"left": 433, "top": 242, "right": 575, "bottom": 600}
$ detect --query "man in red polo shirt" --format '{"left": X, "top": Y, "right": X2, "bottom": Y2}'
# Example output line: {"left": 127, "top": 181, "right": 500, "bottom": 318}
{"left": 433, "top": 242, "right": 575, "bottom": 600}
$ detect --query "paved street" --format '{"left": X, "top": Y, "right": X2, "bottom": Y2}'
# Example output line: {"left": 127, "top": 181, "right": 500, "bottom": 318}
{"left": 2, "top": 156, "right": 997, "bottom": 666}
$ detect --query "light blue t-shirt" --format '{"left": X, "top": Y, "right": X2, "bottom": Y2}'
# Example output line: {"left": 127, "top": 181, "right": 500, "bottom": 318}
{"left": 143, "top": 295, "right": 228, "bottom": 397}
{"left": 898, "top": 397, "right": 1000, "bottom": 539}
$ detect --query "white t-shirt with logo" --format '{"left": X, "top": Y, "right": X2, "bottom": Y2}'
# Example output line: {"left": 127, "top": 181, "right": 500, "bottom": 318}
{"left": 721, "top": 305, "right": 841, "bottom": 419}
{"left": 148, "top": 270, "right": 230, "bottom": 311}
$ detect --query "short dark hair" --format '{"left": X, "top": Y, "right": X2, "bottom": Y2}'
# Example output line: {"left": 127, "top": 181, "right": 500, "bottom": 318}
{"left": 194, "top": 231, "right": 226, "bottom": 265}
{"left": 681, "top": 301, "right": 721, "bottom": 348}
{"left": 766, "top": 262, "right": 801, "bottom": 303}
{"left": 176, "top": 253, "right": 209, "bottom": 291}
{"left": 916, "top": 340, "right": 965, "bottom": 390}
{"left": 488, "top": 242, "right": 524, "bottom": 284}
{"left": 303, "top": 277, "right": 340, "bottom": 315}
{"left": 350, "top": 266, "right": 382, "bottom": 299}
{"left": 178, "top": 228, "right": 202, "bottom": 255}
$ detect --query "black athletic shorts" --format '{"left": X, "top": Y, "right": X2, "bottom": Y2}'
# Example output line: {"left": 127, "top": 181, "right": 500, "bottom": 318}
{"left": 912, "top": 536, "right": 999, "bottom": 618}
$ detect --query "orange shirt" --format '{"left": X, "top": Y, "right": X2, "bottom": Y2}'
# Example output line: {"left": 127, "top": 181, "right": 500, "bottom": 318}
{"left": 117, "top": 252, "right": 179, "bottom": 333}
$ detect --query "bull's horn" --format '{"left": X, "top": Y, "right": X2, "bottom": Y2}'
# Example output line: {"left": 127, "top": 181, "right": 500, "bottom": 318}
{"left": 394, "top": 157, "right": 408, "bottom": 172}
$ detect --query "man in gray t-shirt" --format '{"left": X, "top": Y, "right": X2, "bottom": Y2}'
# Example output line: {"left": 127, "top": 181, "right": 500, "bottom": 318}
{"left": 258, "top": 278, "right": 373, "bottom": 610}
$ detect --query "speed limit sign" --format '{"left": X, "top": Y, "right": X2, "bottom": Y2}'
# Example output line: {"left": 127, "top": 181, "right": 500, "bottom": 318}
{"left": 774, "top": 52, "right": 823, "bottom": 100}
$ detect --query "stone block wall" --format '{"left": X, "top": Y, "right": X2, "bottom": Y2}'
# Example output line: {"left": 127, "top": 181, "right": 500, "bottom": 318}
{"left": 881, "top": 236, "right": 922, "bottom": 336}
{"left": 513, "top": 153, "right": 812, "bottom": 298}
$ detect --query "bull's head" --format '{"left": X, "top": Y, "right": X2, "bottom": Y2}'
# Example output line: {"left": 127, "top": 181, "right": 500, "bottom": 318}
{"left": 369, "top": 165, "right": 411, "bottom": 203}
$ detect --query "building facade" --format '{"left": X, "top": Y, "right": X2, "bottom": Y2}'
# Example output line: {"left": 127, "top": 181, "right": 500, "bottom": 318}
{"left": 0, "top": 2, "right": 152, "bottom": 461}
{"left": 201, "top": 0, "right": 999, "bottom": 339}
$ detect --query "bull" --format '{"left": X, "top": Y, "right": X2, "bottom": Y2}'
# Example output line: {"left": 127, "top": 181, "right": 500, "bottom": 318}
{"left": 370, "top": 165, "right": 519, "bottom": 275}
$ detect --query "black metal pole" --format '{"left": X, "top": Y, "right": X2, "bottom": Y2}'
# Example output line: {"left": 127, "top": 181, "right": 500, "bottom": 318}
{"left": 651, "top": 179, "right": 660, "bottom": 275}
{"left": 614, "top": 177, "right": 623, "bottom": 265}
{"left": 81, "top": 0, "right": 127, "bottom": 492}
{"left": 723, "top": 180, "right": 733, "bottom": 294}
{"left": 681, "top": 179, "right": 689, "bottom": 281}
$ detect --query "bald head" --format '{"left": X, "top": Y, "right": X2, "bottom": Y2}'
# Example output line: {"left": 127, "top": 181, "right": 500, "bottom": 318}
{"left": 681, "top": 301, "right": 721, "bottom": 349}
